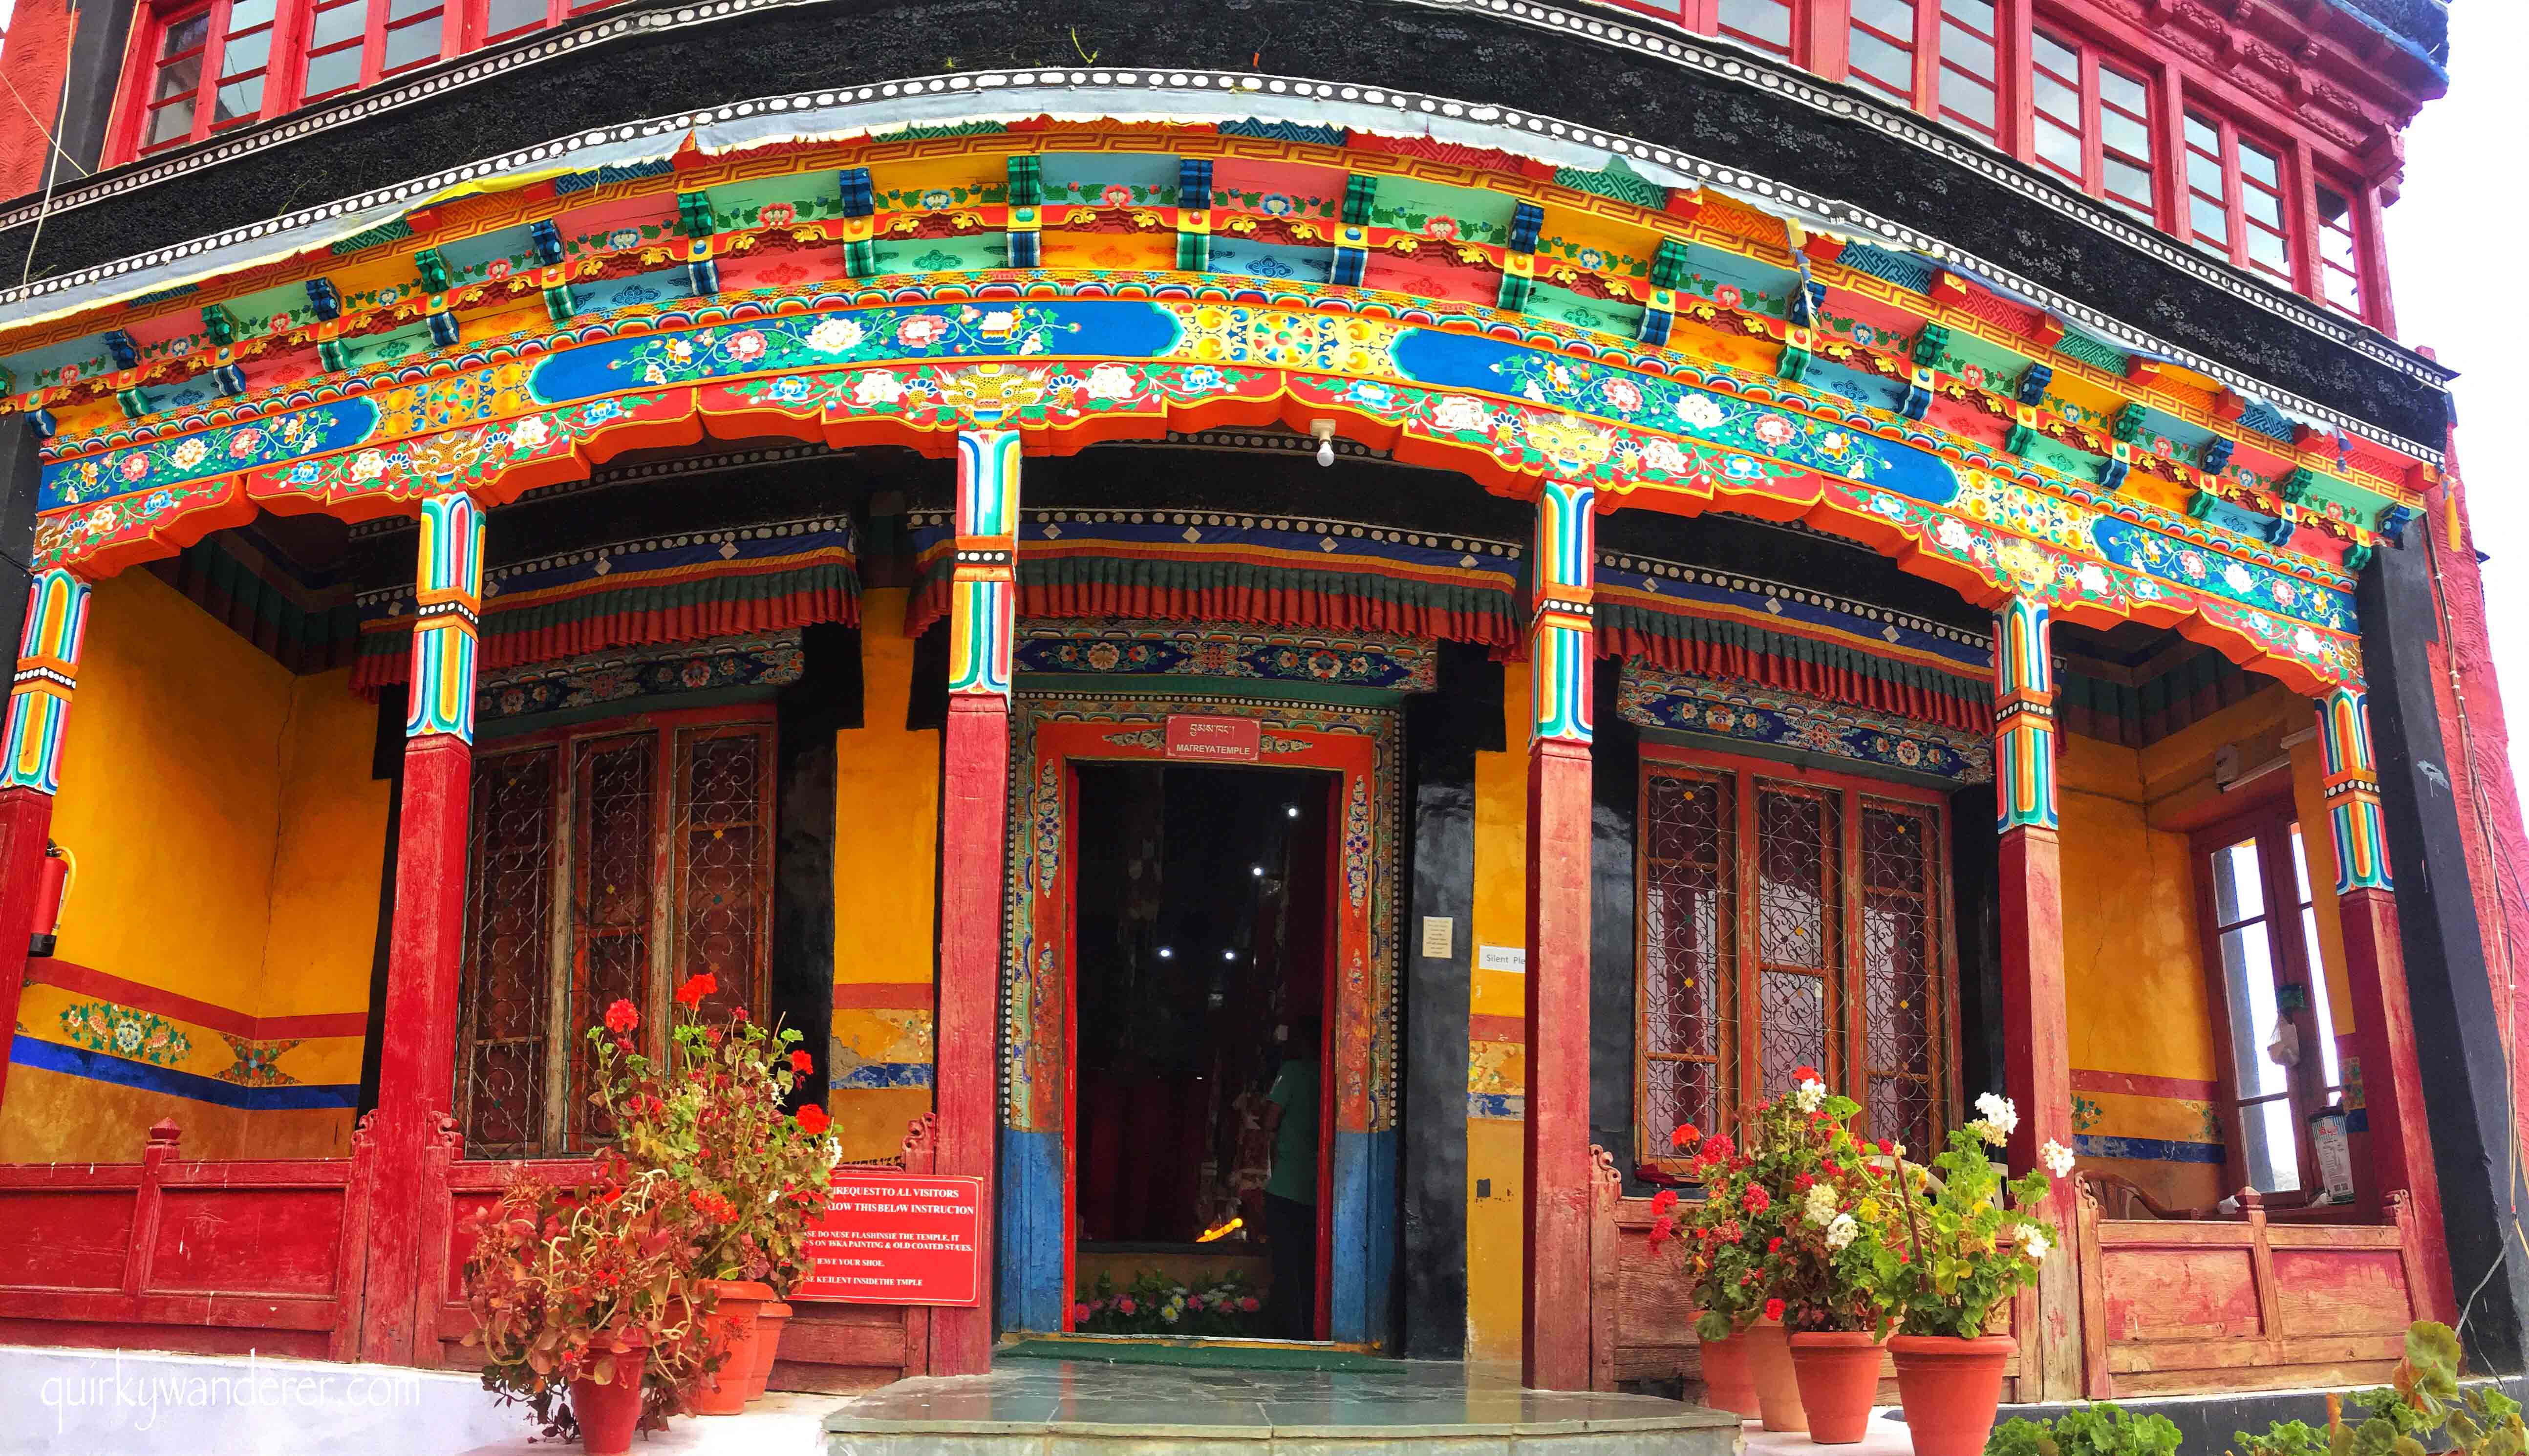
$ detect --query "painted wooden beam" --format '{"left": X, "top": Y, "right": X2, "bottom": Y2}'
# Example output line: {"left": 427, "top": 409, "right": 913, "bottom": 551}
{"left": 0, "top": 560, "right": 88, "bottom": 1118}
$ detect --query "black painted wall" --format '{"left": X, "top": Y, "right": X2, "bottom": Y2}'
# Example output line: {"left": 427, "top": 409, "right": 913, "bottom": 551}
{"left": 1399, "top": 641, "right": 1499, "bottom": 1359}
{"left": 2358, "top": 518, "right": 2529, "bottom": 1373}
{"left": 1589, "top": 659, "right": 1648, "bottom": 1195}
{"left": 1949, "top": 783, "right": 2004, "bottom": 1108}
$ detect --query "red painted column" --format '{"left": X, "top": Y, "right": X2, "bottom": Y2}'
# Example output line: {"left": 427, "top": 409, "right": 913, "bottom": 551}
{"left": 2316, "top": 687, "right": 2455, "bottom": 1319}
{"left": 0, "top": 568, "right": 89, "bottom": 1114}
{"left": 931, "top": 427, "right": 1021, "bottom": 1375}
{"left": 359, "top": 493, "right": 484, "bottom": 1366}
{"left": 1521, "top": 478, "right": 1595, "bottom": 1392}
{"left": 1992, "top": 595, "right": 2074, "bottom": 1398}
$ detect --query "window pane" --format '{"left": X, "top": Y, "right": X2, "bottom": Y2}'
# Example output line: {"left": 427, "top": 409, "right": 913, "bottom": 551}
{"left": 2100, "top": 106, "right": 2148, "bottom": 160}
{"left": 153, "top": 53, "right": 204, "bottom": 100}
{"left": 2239, "top": 140, "right": 2280, "bottom": 187}
{"left": 383, "top": 14, "right": 441, "bottom": 69}
{"left": 1862, "top": 806, "right": 1937, "bottom": 1153}
{"left": 163, "top": 11, "right": 211, "bottom": 56}
{"left": 679, "top": 728, "right": 770, "bottom": 1018}
{"left": 212, "top": 77, "right": 261, "bottom": 122}
{"left": 220, "top": 30, "right": 269, "bottom": 75}
{"left": 2211, "top": 838, "right": 2265, "bottom": 924}
{"left": 146, "top": 96, "right": 197, "bottom": 144}
{"left": 390, "top": 0, "right": 437, "bottom": 20}
{"left": 2191, "top": 195, "right": 2230, "bottom": 245}
{"left": 1643, "top": 773, "right": 1734, "bottom": 1144}
{"left": 309, "top": 0, "right": 364, "bottom": 47}
{"left": 2301, "top": 907, "right": 2343, "bottom": 1090}
{"left": 2186, "top": 113, "right": 2221, "bottom": 153}
{"left": 1940, "top": 74, "right": 1995, "bottom": 131}
{"left": 2033, "top": 71, "right": 2079, "bottom": 126}
{"left": 228, "top": 0, "right": 277, "bottom": 30}
{"left": 1855, "top": 0, "right": 1913, "bottom": 32}
{"left": 2036, "top": 120, "right": 2082, "bottom": 180}
{"left": 2246, "top": 227, "right": 2287, "bottom": 273}
{"left": 2098, "top": 65, "right": 2146, "bottom": 116}
{"left": 1719, "top": 0, "right": 1792, "bottom": 52}
{"left": 570, "top": 735, "right": 657, "bottom": 1150}
{"left": 2034, "top": 31, "right": 2076, "bottom": 78}
{"left": 2104, "top": 158, "right": 2153, "bottom": 214}
{"left": 1850, "top": 29, "right": 1913, "bottom": 97}
{"left": 1756, "top": 788, "right": 1838, "bottom": 1096}
{"left": 486, "top": 0, "right": 545, "bottom": 35}
{"left": 2220, "top": 919, "right": 2288, "bottom": 1098}
{"left": 2242, "top": 1096, "right": 2303, "bottom": 1194}
{"left": 2186, "top": 148, "right": 2227, "bottom": 198}
{"left": 301, "top": 45, "right": 362, "bottom": 94}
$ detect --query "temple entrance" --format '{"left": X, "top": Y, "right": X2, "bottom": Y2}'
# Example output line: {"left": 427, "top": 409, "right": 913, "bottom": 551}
{"left": 1069, "top": 764, "right": 1336, "bottom": 1342}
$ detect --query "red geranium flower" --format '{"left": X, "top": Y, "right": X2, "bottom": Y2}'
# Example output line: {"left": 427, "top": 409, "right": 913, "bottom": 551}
{"left": 1767, "top": 1236, "right": 1782, "bottom": 1253}
{"left": 1764, "top": 1298, "right": 1786, "bottom": 1322}
{"left": 1878, "top": 1138, "right": 1895, "bottom": 1155}
{"left": 1118, "top": 1297, "right": 1137, "bottom": 1315}
{"left": 1740, "top": 1185, "right": 1770, "bottom": 1215}
{"left": 790, "top": 1049, "right": 814, "bottom": 1073}
{"left": 1648, "top": 1215, "right": 1675, "bottom": 1251}
{"left": 1791, "top": 1065, "right": 1821, "bottom": 1083}
{"left": 1671, "top": 1123, "right": 1702, "bottom": 1149}
{"left": 1650, "top": 1188, "right": 1678, "bottom": 1215}
{"left": 1073, "top": 1303, "right": 1091, "bottom": 1323}
{"left": 675, "top": 972, "right": 718, "bottom": 1008}
{"left": 796, "top": 1104, "right": 831, "bottom": 1135}
{"left": 603, "top": 998, "right": 638, "bottom": 1033}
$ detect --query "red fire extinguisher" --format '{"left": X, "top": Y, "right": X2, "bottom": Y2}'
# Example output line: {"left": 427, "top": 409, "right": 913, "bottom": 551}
{"left": 28, "top": 841, "right": 73, "bottom": 958}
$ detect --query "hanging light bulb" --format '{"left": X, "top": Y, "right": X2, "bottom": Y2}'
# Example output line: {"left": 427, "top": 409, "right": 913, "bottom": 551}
{"left": 1309, "top": 419, "right": 1338, "bottom": 468}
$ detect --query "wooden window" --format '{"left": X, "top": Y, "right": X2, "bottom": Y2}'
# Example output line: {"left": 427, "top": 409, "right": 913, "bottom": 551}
{"left": 2316, "top": 184, "right": 2366, "bottom": 319}
{"left": 454, "top": 707, "right": 775, "bottom": 1157}
{"left": 2192, "top": 807, "right": 2347, "bottom": 1200}
{"left": 2031, "top": 30, "right": 2154, "bottom": 221}
{"left": 1933, "top": 0, "right": 1999, "bottom": 141}
{"left": 112, "top": 0, "right": 630, "bottom": 163}
{"left": 2184, "top": 110, "right": 2296, "bottom": 283}
{"left": 1636, "top": 748, "right": 1954, "bottom": 1171}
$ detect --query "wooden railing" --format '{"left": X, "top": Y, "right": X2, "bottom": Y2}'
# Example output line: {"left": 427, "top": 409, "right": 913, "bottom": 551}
{"left": 0, "top": 1113, "right": 943, "bottom": 1393}
{"left": 0, "top": 1119, "right": 370, "bottom": 1361}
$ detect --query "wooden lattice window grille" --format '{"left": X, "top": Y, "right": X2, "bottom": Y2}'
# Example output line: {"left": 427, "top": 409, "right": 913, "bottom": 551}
{"left": 453, "top": 705, "right": 776, "bottom": 1158}
{"left": 1636, "top": 747, "right": 1957, "bottom": 1174}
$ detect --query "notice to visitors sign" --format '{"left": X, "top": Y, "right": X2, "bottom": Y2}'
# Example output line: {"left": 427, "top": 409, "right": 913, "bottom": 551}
{"left": 1164, "top": 715, "right": 1262, "bottom": 762}
{"left": 791, "top": 1171, "right": 985, "bottom": 1306}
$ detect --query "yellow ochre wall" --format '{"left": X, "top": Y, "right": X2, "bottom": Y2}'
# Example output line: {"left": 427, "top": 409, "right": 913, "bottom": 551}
{"left": 1466, "top": 662, "right": 1528, "bottom": 1364}
{"left": 0, "top": 570, "right": 386, "bottom": 1164}
{"left": 2061, "top": 680, "right": 2358, "bottom": 1210}
{"left": 827, "top": 587, "right": 940, "bottom": 1162}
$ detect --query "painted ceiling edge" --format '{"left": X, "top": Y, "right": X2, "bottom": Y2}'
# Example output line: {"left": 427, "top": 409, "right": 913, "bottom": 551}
{"left": 0, "top": 0, "right": 2449, "bottom": 386}
{"left": 0, "top": 87, "right": 2450, "bottom": 471}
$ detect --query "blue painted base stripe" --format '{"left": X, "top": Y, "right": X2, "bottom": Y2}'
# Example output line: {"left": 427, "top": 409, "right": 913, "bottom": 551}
{"left": 2075, "top": 1132, "right": 2225, "bottom": 1165}
{"left": 1360, "top": 1127, "right": 1398, "bottom": 1350}
{"left": 999, "top": 1127, "right": 1066, "bottom": 1334}
{"left": 10, "top": 1035, "right": 360, "bottom": 1111}
{"left": 1329, "top": 1131, "right": 1371, "bottom": 1344}
{"left": 832, "top": 1062, "right": 934, "bottom": 1090}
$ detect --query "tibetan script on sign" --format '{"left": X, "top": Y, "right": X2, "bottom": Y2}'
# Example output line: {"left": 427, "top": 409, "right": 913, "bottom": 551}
{"left": 790, "top": 1171, "right": 984, "bottom": 1306}
{"left": 1164, "top": 715, "right": 1262, "bottom": 762}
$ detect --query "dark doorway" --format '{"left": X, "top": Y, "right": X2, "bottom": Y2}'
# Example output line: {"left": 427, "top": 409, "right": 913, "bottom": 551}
{"left": 1071, "top": 763, "right": 1335, "bottom": 1340}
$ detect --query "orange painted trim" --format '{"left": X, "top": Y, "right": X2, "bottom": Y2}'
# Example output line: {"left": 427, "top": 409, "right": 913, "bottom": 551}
{"left": 26, "top": 958, "right": 367, "bottom": 1041}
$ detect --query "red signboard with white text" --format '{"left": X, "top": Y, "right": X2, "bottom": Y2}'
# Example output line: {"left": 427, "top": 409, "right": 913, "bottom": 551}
{"left": 790, "top": 1171, "right": 984, "bottom": 1306}
{"left": 1165, "top": 715, "right": 1262, "bottom": 763}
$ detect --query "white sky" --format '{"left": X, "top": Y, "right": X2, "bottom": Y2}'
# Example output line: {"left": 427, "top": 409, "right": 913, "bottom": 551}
{"left": 2381, "top": 1, "right": 2529, "bottom": 821}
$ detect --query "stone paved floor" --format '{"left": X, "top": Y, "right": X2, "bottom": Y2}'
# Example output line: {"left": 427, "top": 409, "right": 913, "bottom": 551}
{"left": 826, "top": 1357, "right": 1745, "bottom": 1453}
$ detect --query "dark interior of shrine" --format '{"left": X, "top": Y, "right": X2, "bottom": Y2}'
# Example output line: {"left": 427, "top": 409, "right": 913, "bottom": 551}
{"left": 1070, "top": 763, "right": 1334, "bottom": 1257}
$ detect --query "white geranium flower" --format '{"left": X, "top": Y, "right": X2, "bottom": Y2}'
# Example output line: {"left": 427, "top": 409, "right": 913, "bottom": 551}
{"left": 2040, "top": 1139, "right": 2076, "bottom": 1179}
{"left": 1825, "top": 1213, "right": 1859, "bottom": 1251}
{"left": 1804, "top": 1183, "right": 1840, "bottom": 1226}
{"left": 2017, "top": 1225, "right": 2052, "bottom": 1262}
{"left": 1792, "top": 1077, "right": 1827, "bottom": 1113}
{"left": 1974, "top": 1092, "right": 2019, "bottom": 1138}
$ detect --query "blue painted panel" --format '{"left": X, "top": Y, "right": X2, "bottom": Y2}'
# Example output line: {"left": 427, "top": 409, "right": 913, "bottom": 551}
{"left": 43, "top": 398, "right": 379, "bottom": 512}
{"left": 1361, "top": 1127, "right": 1398, "bottom": 1350}
{"left": 2073, "top": 1132, "right": 2226, "bottom": 1165}
{"left": 10, "top": 1035, "right": 360, "bottom": 1111}
{"left": 1329, "top": 1130, "right": 1372, "bottom": 1343}
{"left": 998, "top": 1126, "right": 1067, "bottom": 1334}
{"left": 1389, "top": 327, "right": 1961, "bottom": 507}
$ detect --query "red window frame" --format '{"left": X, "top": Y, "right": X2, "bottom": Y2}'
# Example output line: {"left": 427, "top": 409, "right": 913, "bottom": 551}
{"left": 2181, "top": 108, "right": 2296, "bottom": 285}
{"left": 2315, "top": 181, "right": 2367, "bottom": 321}
{"left": 109, "top": 0, "right": 627, "bottom": 163}
{"left": 2030, "top": 27, "right": 2154, "bottom": 221}
{"left": 1634, "top": 745, "right": 1957, "bottom": 1174}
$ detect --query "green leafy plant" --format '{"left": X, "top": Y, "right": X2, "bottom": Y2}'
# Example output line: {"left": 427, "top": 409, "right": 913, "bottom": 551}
{"left": 460, "top": 1166, "right": 709, "bottom": 1441}
{"left": 583, "top": 974, "right": 840, "bottom": 1297}
{"left": 1880, "top": 1092, "right": 2062, "bottom": 1338}
{"left": 1987, "top": 1403, "right": 2182, "bottom": 1456}
{"left": 2231, "top": 1420, "right": 2329, "bottom": 1456}
{"left": 2323, "top": 1322, "right": 2524, "bottom": 1456}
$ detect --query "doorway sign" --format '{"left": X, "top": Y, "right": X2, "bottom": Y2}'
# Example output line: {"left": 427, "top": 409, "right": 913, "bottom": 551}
{"left": 791, "top": 1170, "right": 985, "bottom": 1306}
{"left": 1164, "top": 715, "right": 1262, "bottom": 763}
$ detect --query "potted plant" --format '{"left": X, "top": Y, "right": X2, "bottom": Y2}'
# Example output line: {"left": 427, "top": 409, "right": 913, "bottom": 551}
{"left": 1884, "top": 1092, "right": 2066, "bottom": 1456}
{"left": 1647, "top": 1122, "right": 1767, "bottom": 1421}
{"left": 584, "top": 974, "right": 841, "bottom": 1411}
{"left": 1755, "top": 1069, "right": 1905, "bottom": 1445}
{"left": 461, "top": 1166, "right": 709, "bottom": 1454}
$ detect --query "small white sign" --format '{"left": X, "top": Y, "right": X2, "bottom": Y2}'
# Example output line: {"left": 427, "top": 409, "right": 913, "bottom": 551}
{"left": 1478, "top": 944, "right": 1526, "bottom": 974}
{"left": 1419, "top": 916, "right": 1455, "bottom": 959}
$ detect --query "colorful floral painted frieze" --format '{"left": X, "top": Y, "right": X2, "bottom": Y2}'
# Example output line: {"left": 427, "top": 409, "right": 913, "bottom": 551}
{"left": 58, "top": 1000, "right": 194, "bottom": 1066}
{"left": 1617, "top": 662, "right": 1993, "bottom": 784}
{"left": 1013, "top": 621, "right": 1438, "bottom": 692}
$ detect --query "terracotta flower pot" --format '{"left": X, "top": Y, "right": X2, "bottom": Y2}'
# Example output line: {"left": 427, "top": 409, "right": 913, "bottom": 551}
{"left": 745, "top": 1300, "right": 793, "bottom": 1401}
{"left": 569, "top": 1333, "right": 650, "bottom": 1456}
{"left": 1743, "top": 1317, "right": 1807, "bottom": 1432}
{"left": 1890, "top": 1334, "right": 2017, "bottom": 1456}
{"left": 1788, "top": 1329, "right": 1886, "bottom": 1444}
{"left": 693, "top": 1279, "right": 774, "bottom": 1415}
{"left": 1697, "top": 1330, "right": 1761, "bottom": 1419}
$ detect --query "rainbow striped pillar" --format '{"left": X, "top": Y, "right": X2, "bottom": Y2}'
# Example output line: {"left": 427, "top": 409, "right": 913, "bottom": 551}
{"left": 1528, "top": 477, "right": 1596, "bottom": 745}
{"left": 404, "top": 492, "right": 485, "bottom": 743}
{"left": 1, "top": 569, "right": 92, "bottom": 795}
{"left": 2316, "top": 685, "right": 2394, "bottom": 894}
{"left": 949, "top": 428, "right": 1021, "bottom": 699}
{"left": 1992, "top": 594, "right": 2056, "bottom": 834}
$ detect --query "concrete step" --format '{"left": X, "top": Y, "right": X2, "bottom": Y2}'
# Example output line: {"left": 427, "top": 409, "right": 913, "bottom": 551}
{"left": 825, "top": 1359, "right": 1747, "bottom": 1455}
